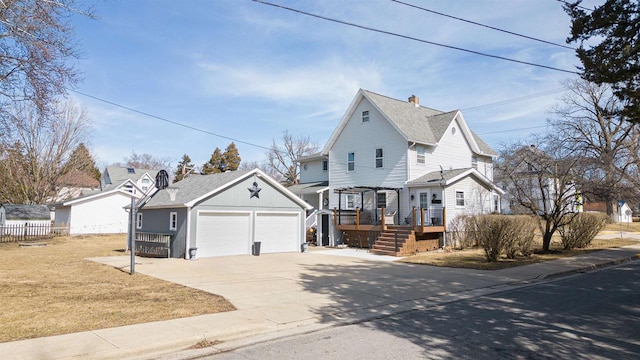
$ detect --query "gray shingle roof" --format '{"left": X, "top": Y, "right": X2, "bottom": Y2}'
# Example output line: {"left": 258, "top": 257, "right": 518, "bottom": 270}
{"left": 287, "top": 181, "right": 329, "bottom": 195}
{"left": 2, "top": 204, "right": 51, "bottom": 220}
{"left": 406, "top": 168, "right": 472, "bottom": 186}
{"left": 143, "top": 169, "right": 253, "bottom": 208}
{"left": 104, "top": 166, "right": 160, "bottom": 186}
{"left": 364, "top": 90, "right": 447, "bottom": 145}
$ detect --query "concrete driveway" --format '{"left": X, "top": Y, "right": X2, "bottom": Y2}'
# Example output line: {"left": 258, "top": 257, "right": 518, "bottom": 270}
{"left": 92, "top": 248, "right": 520, "bottom": 327}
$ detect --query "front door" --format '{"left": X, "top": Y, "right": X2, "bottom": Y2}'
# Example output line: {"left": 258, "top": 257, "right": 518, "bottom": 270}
{"left": 321, "top": 214, "right": 329, "bottom": 246}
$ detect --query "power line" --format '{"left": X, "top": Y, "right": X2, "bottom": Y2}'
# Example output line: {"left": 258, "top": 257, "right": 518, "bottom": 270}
{"left": 251, "top": 0, "right": 579, "bottom": 74}
{"left": 477, "top": 125, "right": 548, "bottom": 135}
{"left": 462, "top": 87, "right": 566, "bottom": 112}
{"left": 69, "top": 89, "right": 272, "bottom": 151}
{"left": 556, "top": 0, "right": 592, "bottom": 12}
{"left": 390, "top": 0, "right": 575, "bottom": 50}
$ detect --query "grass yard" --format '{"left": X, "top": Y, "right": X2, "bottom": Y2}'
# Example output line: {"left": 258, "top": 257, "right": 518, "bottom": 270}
{"left": 0, "top": 235, "right": 235, "bottom": 343}
{"left": 603, "top": 221, "right": 640, "bottom": 232}
{"left": 400, "top": 237, "right": 638, "bottom": 270}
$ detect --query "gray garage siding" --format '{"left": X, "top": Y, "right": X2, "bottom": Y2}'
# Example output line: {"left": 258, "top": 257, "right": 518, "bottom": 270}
{"left": 138, "top": 207, "right": 188, "bottom": 258}
{"left": 187, "top": 176, "right": 306, "bottom": 251}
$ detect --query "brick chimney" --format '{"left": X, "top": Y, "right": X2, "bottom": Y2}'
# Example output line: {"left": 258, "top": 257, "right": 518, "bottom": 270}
{"left": 408, "top": 95, "right": 419, "bottom": 107}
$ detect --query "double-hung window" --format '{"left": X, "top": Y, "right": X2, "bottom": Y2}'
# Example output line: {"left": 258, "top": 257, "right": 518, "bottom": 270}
{"left": 136, "top": 213, "right": 143, "bottom": 229}
{"left": 345, "top": 194, "right": 356, "bottom": 209}
{"left": 322, "top": 160, "right": 328, "bottom": 171}
{"left": 169, "top": 212, "right": 177, "bottom": 231}
{"left": 376, "top": 192, "right": 387, "bottom": 208}
{"left": 471, "top": 155, "right": 478, "bottom": 169}
{"left": 362, "top": 110, "right": 370, "bottom": 123}
{"left": 417, "top": 145, "right": 425, "bottom": 164}
{"left": 375, "top": 148, "right": 383, "bottom": 168}
{"left": 348, "top": 152, "right": 355, "bottom": 171}
{"left": 455, "top": 191, "right": 465, "bottom": 207}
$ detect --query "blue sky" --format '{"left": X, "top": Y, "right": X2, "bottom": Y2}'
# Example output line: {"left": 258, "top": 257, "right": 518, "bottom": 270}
{"left": 69, "top": 0, "right": 599, "bottom": 170}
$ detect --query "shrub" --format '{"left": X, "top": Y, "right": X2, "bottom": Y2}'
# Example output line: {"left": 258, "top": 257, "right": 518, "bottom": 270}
{"left": 448, "top": 215, "right": 474, "bottom": 249}
{"left": 559, "top": 212, "right": 610, "bottom": 250}
{"left": 467, "top": 215, "right": 538, "bottom": 262}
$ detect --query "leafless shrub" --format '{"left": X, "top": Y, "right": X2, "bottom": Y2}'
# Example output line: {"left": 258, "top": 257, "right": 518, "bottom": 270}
{"left": 559, "top": 212, "right": 610, "bottom": 250}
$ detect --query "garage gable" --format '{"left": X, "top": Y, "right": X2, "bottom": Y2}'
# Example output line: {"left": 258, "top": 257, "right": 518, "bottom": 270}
{"left": 195, "top": 176, "right": 305, "bottom": 209}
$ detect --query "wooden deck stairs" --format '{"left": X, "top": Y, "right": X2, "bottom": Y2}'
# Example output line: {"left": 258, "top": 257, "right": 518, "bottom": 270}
{"left": 369, "top": 226, "right": 416, "bottom": 256}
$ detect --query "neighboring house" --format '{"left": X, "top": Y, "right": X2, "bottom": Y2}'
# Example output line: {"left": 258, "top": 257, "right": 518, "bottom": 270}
{"left": 101, "top": 166, "right": 160, "bottom": 195}
{"left": 53, "top": 166, "right": 160, "bottom": 235}
{"left": 0, "top": 204, "right": 51, "bottom": 235}
{"left": 53, "top": 189, "right": 140, "bottom": 234}
{"left": 137, "top": 168, "right": 312, "bottom": 259}
{"left": 50, "top": 170, "right": 101, "bottom": 203}
{"left": 291, "top": 89, "right": 504, "bottom": 254}
{"left": 584, "top": 201, "right": 633, "bottom": 223}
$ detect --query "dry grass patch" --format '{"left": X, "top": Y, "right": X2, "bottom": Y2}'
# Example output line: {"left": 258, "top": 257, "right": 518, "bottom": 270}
{"left": 400, "top": 237, "right": 638, "bottom": 270}
{"left": 603, "top": 222, "right": 640, "bottom": 232}
{"left": 0, "top": 235, "right": 235, "bottom": 343}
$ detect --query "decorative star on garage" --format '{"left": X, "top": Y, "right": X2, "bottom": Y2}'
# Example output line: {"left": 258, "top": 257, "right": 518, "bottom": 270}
{"left": 248, "top": 181, "right": 261, "bottom": 199}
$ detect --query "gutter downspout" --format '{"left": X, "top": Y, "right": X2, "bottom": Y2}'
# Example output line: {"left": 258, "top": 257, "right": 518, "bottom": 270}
{"left": 185, "top": 207, "right": 191, "bottom": 259}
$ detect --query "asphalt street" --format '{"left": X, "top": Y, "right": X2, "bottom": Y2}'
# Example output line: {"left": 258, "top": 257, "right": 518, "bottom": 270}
{"left": 205, "top": 260, "right": 640, "bottom": 360}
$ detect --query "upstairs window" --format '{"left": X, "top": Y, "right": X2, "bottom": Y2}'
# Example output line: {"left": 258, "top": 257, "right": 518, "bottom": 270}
{"left": 417, "top": 145, "right": 425, "bottom": 164}
{"left": 348, "top": 152, "right": 355, "bottom": 171}
{"left": 345, "top": 194, "right": 356, "bottom": 209}
{"left": 127, "top": 167, "right": 135, "bottom": 174}
{"left": 362, "top": 110, "right": 370, "bottom": 123}
{"left": 322, "top": 160, "right": 328, "bottom": 171}
{"left": 142, "top": 178, "right": 150, "bottom": 184}
{"left": 375, "top": 148, "right": 383, "bottom": 168}
{"left": 472, "top": 155, "right": 478, "bottom": 169}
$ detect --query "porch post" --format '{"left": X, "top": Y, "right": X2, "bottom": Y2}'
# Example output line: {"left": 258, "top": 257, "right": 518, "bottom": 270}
{"left": 396, "top": 189, "right": 401, "bottom": 225}
{"left": 338, "top": 190, "right": 342, "bottom": 225}
{"left": 381, "top": 206, "right": 386, "bottom": 231}
{"left": 333, "top": 207, "right": 337, "bottom": 227}
{"left": 356, "top": 207, "right": 360, "bottom": 230}
{"left": 412, "top": 206, "right": 416, "bottom": 228}
{"left": 420, "top": 207, "right": 425, "bottom": 233}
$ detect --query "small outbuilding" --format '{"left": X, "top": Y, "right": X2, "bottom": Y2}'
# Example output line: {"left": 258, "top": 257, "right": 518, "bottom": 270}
{"left": 138, "top": 168, "right": 312, "bottom": 259}
{"left": 0, "top": 204, "right": 51, "bottom": 234}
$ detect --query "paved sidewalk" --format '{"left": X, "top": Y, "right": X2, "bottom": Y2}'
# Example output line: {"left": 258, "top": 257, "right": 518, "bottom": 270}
{"left": 1, "top": 244, "right": 639, "bottom": 360}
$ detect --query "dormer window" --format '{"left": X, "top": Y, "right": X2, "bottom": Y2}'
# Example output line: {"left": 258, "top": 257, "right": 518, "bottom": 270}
{"left": 362, "top": 110, "right": 370, "bottom": 123}
{"left": 142, "top": 178, "right": 150, "bottom": 184}
{"left": 127, "top": 168, "right": 135, "bottom": 174}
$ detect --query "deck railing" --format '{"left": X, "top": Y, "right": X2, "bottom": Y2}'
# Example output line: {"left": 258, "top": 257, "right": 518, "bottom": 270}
{"left": 134, "top": 232, "right": 172, "bottom": 258}
{"left": 0, "top": 224, "right": 70, "bottom": 243}
{"left": 305, "top": 210, "right": 318, "bottom": 229}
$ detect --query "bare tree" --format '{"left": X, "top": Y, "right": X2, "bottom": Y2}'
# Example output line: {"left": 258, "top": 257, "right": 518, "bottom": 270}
{"left": 0, "top": 1, "right": 93, "bottom": 119}
{"left": 0, "top": 100, "right": 90, "bottom": 204}
{"left": 497, "top": 138, "right": 582, "bottom": 252}
{"left": 266, "top": 131, "right": 319, "bottom": 185}
{"left": 549, "top": 79, "right": 640, "bottom": 217}
{"left": 120, "top": 151, "right": 172, "bottom": 171}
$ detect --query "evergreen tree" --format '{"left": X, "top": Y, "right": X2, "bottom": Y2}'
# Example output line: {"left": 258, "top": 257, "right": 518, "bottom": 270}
{"left": 565, "top": 0, "right": 640, "bottom": 123}
{"left": 64, "top": 143, "right": 101, "bottom": 180}
{"left": 201, "top": 147, "right": 224, "bottom": 174}
{"left": 223, "top": 142, "right": 241, "bottom": 171}
{"left": 173, "top": 154, "right": 194, "bottom": 183}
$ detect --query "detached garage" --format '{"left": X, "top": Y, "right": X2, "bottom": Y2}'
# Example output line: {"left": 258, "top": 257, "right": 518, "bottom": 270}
{"left": 138, "top": 169, "right": 312, "bottom": 259}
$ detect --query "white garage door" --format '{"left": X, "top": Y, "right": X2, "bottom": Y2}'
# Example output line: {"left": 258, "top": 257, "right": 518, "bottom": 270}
{"left": 196, "top": 212, "right": 251, "bottom": 257}
{"left": 254, "top": 212, "right": 300, "bottom": 253}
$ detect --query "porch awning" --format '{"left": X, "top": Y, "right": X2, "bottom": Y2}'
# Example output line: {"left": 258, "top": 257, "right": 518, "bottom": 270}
{"left": 287, "top": 181, "right": 329, "bottom": 195}
{"left": 406, "top": 168, "right": 505, "bottom": 194}
{"left": 333, "top": 186, "right": 402, "bottom": 194}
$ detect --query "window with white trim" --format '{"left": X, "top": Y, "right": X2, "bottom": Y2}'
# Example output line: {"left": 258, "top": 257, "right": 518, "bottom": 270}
{"left": 169, "top": 212, "right": 177, "bottom": 231}
{"left": 322, "top": 160, "right": 328, "bottom": 171}
{"left": 455, "top": 191, "right": 465, "bottom": 207}
{"left": 375, "top": 148, "right": 383, "bottom": 168}
{"left": 362, "top": 110, "right": 370, "bottom": 122}
{"left": 142, "top": 178, "right": 150, "bottom": 184}
{"left": 347, "top": 152, "right": 355, "bottom": 171}
{"left": 345, "top": 194, "right": 356, "bottom": 209}
{"left": 417, "top": 145, "right": 425, "bottom": 164}
{"left": 471, "top": 155, "right": 478, "bottom": 169}
{"left": 136, "top": 213, "right": 143, "bottom": 229}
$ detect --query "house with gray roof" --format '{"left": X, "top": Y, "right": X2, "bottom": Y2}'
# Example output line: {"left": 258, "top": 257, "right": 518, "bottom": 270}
{"left": 137, "top": 168, "right": 312, "bottom": 259}
{"left": 293, "top": 89, "right": 504, "bottom": 255}
{"left": 1, "top": 204, "right": 51, "bottom": 235}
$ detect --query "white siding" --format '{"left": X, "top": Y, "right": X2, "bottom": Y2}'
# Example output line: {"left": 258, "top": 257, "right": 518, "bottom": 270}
{"left": 329, "top": 98, "right": 408, "bottom": 212}
{"left": 444, "top": 176, "right": 496, "bottom": 227}
{"left": 67, "top": 193, "right": 133, "bottom": 234}
{"left": 299, "top": 158, "right": 328, "bottom": 183}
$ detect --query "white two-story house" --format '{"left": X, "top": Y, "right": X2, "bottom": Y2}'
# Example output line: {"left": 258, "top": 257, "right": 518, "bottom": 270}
{"left": 291, "top": 89, "right": 503, "bottom": 255}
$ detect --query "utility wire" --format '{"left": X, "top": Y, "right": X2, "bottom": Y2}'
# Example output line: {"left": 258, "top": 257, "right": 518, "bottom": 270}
{"left": 477, "top": 125, "right": 548, "bottom": 135}
{"left": 250, "top": 0, "right": 578, "bottom": 74}
{"left": 462, "top": 87, "right": 566, "bottom": 112}
{"left": 390, "top": 0, "right": 575, "bottom": 50}
{"left": 69, "top": 89, "right": 272, "bottom": 151}
{"left": 556, "top": 0, "right": 593, "bottom": 12}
